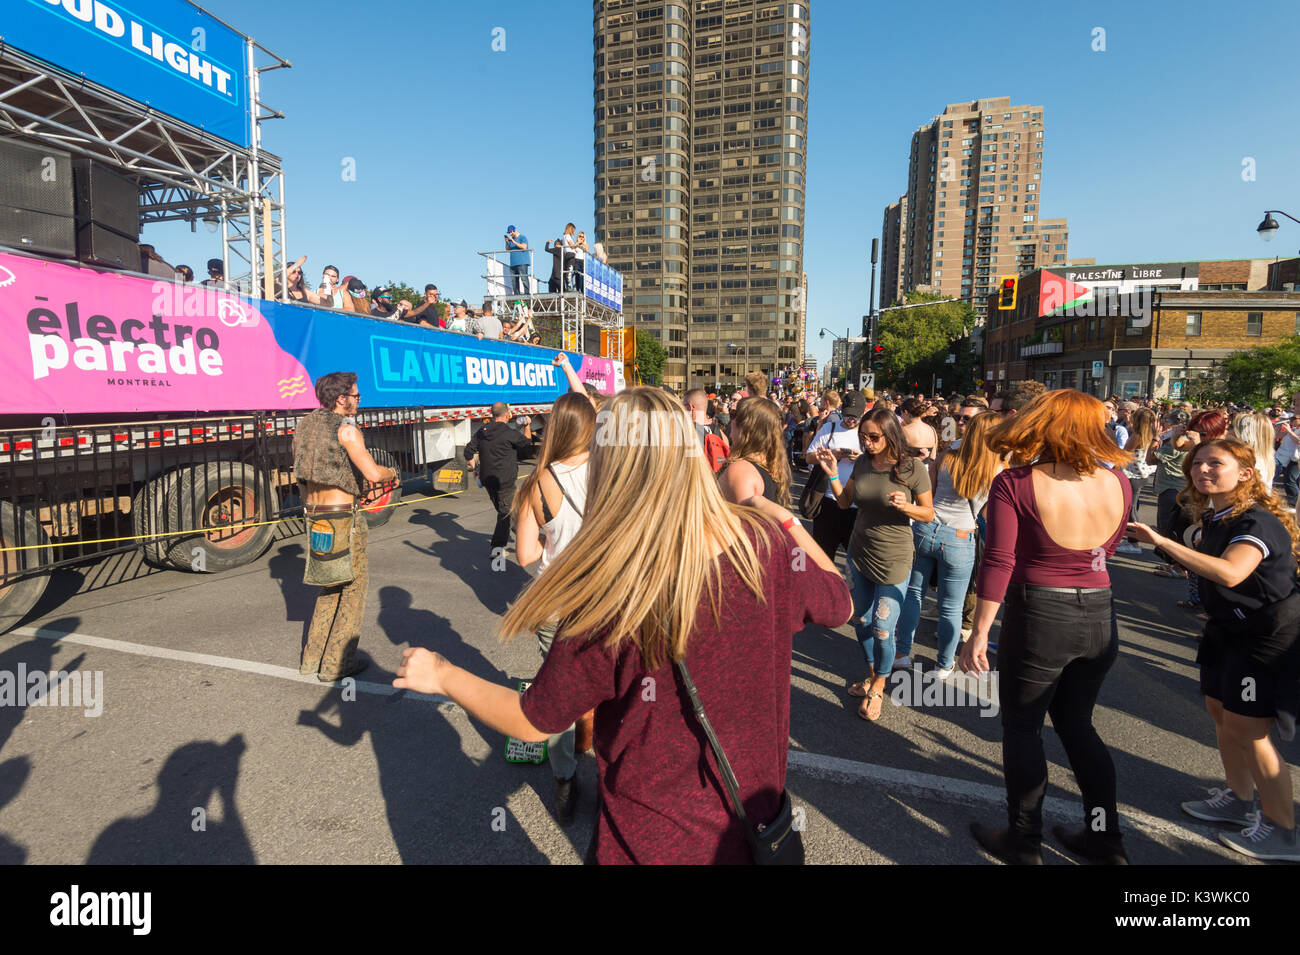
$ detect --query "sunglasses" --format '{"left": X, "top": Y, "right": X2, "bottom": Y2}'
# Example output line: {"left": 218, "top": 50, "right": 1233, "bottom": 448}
{"left": 862, "top": 432, "right": 885, "bottom": 442}
{"left": 958, "top": 414, "right": 978, "bottom": 422}
{"left": 347, "top": 392, "right": 361, "bottom": 401}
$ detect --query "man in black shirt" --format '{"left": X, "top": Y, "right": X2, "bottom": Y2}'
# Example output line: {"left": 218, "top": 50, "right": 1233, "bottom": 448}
{"left": 464, "top": 402, "right": 533, "bottom": 555}
{"left": 543, "top": 239, "right": 565, "bottom": 294}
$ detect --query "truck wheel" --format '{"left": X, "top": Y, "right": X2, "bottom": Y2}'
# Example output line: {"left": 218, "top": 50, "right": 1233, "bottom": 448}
{"left": 164, "top": 462, "right": 275, "bottom": 572}
{"left": 0, "top": 501, "right": 52, "bottom": 632}
{"left": 131, "top": 471, "right": 177, "bottom": 567}
{"left": 361, "top": 449, "right": 402, "bottom": 528}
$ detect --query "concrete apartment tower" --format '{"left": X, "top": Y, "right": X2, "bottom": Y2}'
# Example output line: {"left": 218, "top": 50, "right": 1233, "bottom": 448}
{"left": 880, "top": 97, "right": 1070, "bottom": 329}
{"left": 593, "top": 0, "right": 811, "bottom": 391}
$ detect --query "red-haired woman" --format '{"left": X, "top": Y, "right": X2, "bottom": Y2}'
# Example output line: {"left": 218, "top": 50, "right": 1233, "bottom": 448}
{"left": 1129, "top": 438, "right": 1300, "bottom": 862}
{"left": 960, "top": 390, "right": 1133, "bottom": 865}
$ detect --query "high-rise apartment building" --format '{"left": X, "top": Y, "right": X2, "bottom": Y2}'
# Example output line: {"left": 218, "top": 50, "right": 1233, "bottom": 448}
{"left": 880, "top": 97, "right": 1069, "bottom": 328}
{"left": 593, "top": 0, "right": 811, "bottom": 391}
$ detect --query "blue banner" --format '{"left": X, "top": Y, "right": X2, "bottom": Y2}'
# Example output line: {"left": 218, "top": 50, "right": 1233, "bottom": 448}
{"left": 583, "top": 260, "right": 623, "bottom": 313}
{"left": 7, "top": 0, "right": 249, "bottom": 147}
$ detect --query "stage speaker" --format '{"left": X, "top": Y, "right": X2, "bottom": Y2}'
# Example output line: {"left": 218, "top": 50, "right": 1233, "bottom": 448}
{"left": 72, "top": 159, "right": 139, "bottom": 242}
{"left": 0, "top": 137, "right": 75, "bottom": 257}
{"left": 75, "top": 221, "right": 139, "bottom": 269}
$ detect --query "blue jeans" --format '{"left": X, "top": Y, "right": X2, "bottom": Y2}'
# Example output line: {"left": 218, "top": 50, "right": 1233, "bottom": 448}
{"left": 848, "top": 561, "right": 906, "bottom": 676}
{"left": 1277, "top": 451, "right": 1299, "bottom": 506}
{"left": 508, "top": 263, "right": 529, "bottom": 295}
{"left": 897, "top": 520, "right": 978, "bottom": 669}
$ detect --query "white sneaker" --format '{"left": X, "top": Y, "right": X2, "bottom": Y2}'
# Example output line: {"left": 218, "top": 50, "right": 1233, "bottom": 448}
{"left": 892, "top": 655, "right": 914, "bottom": 671}
{"left": 934, "top": 665, "right": 955, "bottom": 680}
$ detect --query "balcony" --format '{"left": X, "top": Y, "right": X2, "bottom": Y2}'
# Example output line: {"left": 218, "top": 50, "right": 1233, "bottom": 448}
{"left": 1020, "top": 341, "right": 1063, "bottom": 357}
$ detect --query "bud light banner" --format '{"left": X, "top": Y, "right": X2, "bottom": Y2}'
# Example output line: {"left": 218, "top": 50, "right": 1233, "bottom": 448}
{"left": 0, "top": 252, "right": 619, "bottom": 415}
{"left": 583, "top": 260, "right": 623, "bottom": 313}
{"left": 7, "top": 0, "right": 250, "bottom": 147}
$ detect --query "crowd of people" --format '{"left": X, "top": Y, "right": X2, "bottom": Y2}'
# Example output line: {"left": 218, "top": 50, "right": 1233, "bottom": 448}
{"left": 379, "top": 367, "right": 1300, "bottom": 865}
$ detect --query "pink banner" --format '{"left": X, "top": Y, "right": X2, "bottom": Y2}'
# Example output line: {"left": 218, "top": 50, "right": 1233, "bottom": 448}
{"left": 1, "top": 254, "right": 314, "bottom": 414}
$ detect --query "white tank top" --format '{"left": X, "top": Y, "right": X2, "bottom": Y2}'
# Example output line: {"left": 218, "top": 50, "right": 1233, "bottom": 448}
{"left": 539, "top": 459, "right": 588, "bottom": 573}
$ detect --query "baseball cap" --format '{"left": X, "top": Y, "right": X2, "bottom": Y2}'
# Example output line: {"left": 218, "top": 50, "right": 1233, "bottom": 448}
{"left": 1168, "top": 409, "right": 1191, "bottom": 425}
{"left": 506, "top": 224, "right": 516, "bottom": 233}
{"left": 206, "top": 258, "right": 223, "bottom": 273}
{"left": 458, "top": 299, "right": 469, "bottom": 309}
{"left": 345, "top": 276, "right": 367, "bottom": 295}
{"left": 371, "top": 285, "right": 391, "bottom": 300}
{"left": 842, "top": 391, "right": 868, "bottom": 419}
{"left": 861, "top": 387, "right": 876, "bottom": 401}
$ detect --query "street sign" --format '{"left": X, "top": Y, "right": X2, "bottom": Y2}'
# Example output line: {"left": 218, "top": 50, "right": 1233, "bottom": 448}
{"left": 1092, "top": 360, "right": 1105, "bottom": 378}
{"left": 860, "top": 373, "right": 874, "bottom": 390}
{"left": 976, "top": 378, "right": 985, "bottom": 387}
{"left": 935, "top": 378, "right": 943, "bottom": 391}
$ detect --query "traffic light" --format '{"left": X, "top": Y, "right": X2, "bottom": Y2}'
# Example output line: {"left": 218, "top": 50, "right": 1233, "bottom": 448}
{"left": 872, "top": 344, "right": 885, "bottom": 370}
{"left": 997, "top": 276, "right": 1017, "bottom": 310}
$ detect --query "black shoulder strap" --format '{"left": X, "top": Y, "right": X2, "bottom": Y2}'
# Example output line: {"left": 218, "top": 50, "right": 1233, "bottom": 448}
{"left": 538, "top": 472, "right": 555, "bottom": 526}
{"left": 546, "top": 464, "right": 582, "bottom": 516}
{"left": 674, "top": 658, "right": 759, "bottom": 851}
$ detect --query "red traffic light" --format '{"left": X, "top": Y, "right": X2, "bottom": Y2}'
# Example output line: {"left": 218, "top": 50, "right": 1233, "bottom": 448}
{"left": 873, "top": 344, "right": 884, "bottom": 354}
{"left": 997, "top": 275, "right": 1018, "bottom": 310}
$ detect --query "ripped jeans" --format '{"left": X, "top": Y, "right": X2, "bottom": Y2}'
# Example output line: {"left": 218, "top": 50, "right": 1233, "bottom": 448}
{"left": 847, "top": 561, "right": 907, "bottom": 677}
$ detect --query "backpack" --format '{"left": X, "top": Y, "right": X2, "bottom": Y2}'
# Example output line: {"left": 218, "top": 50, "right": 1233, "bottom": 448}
{"left": 703, "top": 423, "right": 731, "bottom": 474}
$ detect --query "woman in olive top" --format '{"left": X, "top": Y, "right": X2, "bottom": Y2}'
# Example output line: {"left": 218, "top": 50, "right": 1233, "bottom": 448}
{"left": 812, "top": 407, "right": 934, "bottom": 721}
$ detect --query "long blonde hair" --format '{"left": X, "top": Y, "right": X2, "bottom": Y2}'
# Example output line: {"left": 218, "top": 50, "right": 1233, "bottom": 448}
{"left": 1125, "top": 407, "right": 1157, "bottom": 453}
{"left": 499, "top": 387, "right": 774, "bottom": 669}
{"left": 941, "top": 410, "right": 1002, "bottom": 500}
{"left": 1231, "top": 412, "right": 1276, "bottom": 492}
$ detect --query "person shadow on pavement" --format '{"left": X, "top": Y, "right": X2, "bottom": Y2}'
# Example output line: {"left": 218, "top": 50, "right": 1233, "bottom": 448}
{"left": 86, "top": 734, "right": 255, "bottom": 864}
{"left": 266, "top": 541, "right": 317, "bottom": 660}
{"left": 404, "top": 508, "right": 531, "bottom": 616}
{"left": 295, "top": 585, "right": 553, "bottom": 863}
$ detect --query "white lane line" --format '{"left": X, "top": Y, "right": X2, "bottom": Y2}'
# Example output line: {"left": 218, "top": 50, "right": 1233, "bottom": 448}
{"left": 8, "top": 625, "right": 449, "bottom": 705}
{"left": 3, "top": 623, "right": 1224, "bottom": 851}
{"left": 787, "top": 749, "right": 1222, "bottom": 850}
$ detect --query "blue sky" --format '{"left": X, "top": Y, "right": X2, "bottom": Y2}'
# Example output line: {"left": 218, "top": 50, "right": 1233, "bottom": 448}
{"left": 147, "top": 0, "right": 1300, "bottom": 370}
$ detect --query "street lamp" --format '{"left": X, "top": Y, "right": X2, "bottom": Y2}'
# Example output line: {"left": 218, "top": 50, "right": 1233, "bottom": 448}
{"left": 1257, "top": 210, "right": 1300, "bottom": 242}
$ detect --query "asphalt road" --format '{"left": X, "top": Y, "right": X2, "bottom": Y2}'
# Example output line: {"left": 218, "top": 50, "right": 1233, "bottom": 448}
{"left": 0, "top": 469, "right": 1288, "bottom": 865}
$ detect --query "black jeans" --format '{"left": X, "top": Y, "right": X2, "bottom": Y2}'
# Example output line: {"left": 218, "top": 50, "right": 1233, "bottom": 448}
{"left": 482, "top": 476, "right": 516, "bottom": 551}
{"left": 998, "top": 585, "right": 1121, "bottom": 845}
{"left": 810, "top": 502, "right": 855, "bottom": 563}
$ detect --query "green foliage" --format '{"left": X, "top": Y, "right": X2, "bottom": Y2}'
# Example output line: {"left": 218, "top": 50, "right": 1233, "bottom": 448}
{"left": 1221, "top": 337, "right": 1300, "bottom": 405}
{"left": 635, "top": 328, "right": 667, "bottom": 385}
{"left": 384, "top": 280, "right": 448, "bottom": 319}
{"left": 876, "top": 291, "right": 976, "bottom": 392}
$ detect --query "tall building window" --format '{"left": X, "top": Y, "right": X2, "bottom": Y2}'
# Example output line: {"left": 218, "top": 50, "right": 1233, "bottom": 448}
{"left": 1247, "top": 312, "right": 1263, "bottom": 336}
{"left": 1185, "top": 312, "right": 1201, "bottom": 336}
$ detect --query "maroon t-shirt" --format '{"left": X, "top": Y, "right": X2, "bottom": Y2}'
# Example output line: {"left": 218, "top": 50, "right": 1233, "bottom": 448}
{"left": 520, "top": 522, "right": 850, "bottom": 864}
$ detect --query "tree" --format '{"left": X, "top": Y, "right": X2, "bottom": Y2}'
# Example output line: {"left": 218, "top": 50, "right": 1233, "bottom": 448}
{"left": 384, "top": 280, "right": 447, "bottom": 319}
{"left": 876, "top": 291, "right": 976, "bottom": 392}
{"left": 635, "top": 328, "right": 667, "bottom": 385}
{"left": 1221, "top": 338, "right": 1300, "bottom": 406}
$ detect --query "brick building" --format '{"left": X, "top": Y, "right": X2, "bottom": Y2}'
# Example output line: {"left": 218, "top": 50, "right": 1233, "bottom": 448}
{"left": 983, "top": 257, "right": 1300, "bottom": 398}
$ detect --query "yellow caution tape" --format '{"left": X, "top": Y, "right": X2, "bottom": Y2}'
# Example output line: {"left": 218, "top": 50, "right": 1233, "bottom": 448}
{"left": 0, "top": 487, "right": 462, "bottom": 553}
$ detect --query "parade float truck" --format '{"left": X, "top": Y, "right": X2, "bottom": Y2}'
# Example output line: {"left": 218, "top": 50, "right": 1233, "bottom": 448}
{"left": 0, "top": 248, "right": 623, "bottom": 630}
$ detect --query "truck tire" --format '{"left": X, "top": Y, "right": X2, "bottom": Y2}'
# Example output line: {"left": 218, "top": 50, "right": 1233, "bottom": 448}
{"left": 131, "top": 471, "right": 177, "bottom": 567}
{"left": 0, "top": 501, "right": 52, "bottom": 633}
{"left": 164, "top": 462, "right": 275, "bottom": 572}
{"left": 361, "top": 448, "right": 401, "bottom": 528}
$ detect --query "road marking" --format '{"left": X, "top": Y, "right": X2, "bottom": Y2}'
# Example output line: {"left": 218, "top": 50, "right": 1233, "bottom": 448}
{"left": 8, "top": 625, "right": 449, "bottom": 705}
{"left": 788, "top": 748, "right": 1223, "bottom": 850}
{"left": 3, "top": 622, "right": 1225, "bottom": 852}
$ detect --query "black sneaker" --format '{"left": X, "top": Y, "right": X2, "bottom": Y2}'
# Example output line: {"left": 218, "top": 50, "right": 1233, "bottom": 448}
{"left": 555, "top": 775, "right": 579, "bottom": 827}
{"left": 970, "top": 822, "right": 1043, "bottom": 865}
{"left": 1052, "top": 824, "right": 1130, "bottom": 864}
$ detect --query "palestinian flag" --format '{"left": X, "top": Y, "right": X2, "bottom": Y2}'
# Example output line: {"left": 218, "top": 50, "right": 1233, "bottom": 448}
{"left": 1038, "top": 270, "right": 1092, "bottom": 317}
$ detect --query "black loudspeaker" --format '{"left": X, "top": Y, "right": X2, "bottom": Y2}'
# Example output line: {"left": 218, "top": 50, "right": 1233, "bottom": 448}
{"left": 72, "top": 159, "right": 139, "bottom": 239}
{"left": 75, "top": 221, "right": 139, "bottom": 269}
{"left": 0, "top": 137, "right": 75, "bottom": 257}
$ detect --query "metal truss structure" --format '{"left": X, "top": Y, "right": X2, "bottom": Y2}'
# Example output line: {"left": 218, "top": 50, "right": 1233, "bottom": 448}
{"left": 0, "top": 20, "right": 290, "bottom": 299}
{"left": 479, "top": 250, "right": 626, "bottom": 361}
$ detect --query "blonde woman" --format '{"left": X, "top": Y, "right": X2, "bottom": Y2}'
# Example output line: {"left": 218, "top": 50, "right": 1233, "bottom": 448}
{"left": 395, "top": 387, "right": 851, "bottom": 864}
{"left": 1233, "top": 412, "right": 1277, "bottom": 496}
{"left": 896, "top": 411, "right": 1002, "bottom": 677}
